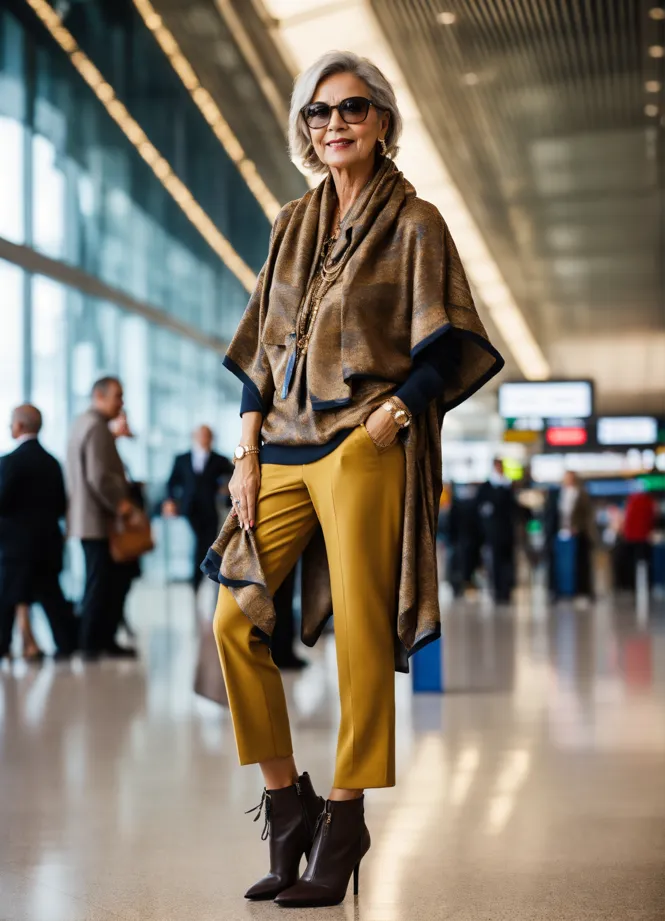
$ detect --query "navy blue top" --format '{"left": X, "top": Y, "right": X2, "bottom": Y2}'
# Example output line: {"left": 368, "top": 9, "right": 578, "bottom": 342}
{"left": 239, "top": 333, "right": 459, "bottom": 465}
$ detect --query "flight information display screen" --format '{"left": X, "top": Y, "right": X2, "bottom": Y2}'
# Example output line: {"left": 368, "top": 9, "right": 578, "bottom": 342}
{"left": 597, "top": 417, "right": 658, "bottom": 446}
{"left": 499, "top": 381, "right": 593, "bottom": 419}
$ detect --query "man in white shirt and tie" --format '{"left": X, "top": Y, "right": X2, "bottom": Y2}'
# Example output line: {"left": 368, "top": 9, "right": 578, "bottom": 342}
{"left": 163, "top": 426, "right": 233, "bottom": 592}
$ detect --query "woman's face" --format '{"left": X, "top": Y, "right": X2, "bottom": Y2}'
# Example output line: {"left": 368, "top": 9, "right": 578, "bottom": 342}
{"left": 307, "top": 72, "right": 389, "bottom": 174}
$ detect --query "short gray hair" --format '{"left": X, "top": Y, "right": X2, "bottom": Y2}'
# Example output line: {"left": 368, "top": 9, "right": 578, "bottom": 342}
{"left": 289, "top": 51, "right": 403, "bottom": 175}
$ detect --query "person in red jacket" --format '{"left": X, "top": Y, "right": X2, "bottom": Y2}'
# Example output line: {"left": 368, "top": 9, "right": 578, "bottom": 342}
{"left": 622, "top": 490, "right": 656, "bottom": 589}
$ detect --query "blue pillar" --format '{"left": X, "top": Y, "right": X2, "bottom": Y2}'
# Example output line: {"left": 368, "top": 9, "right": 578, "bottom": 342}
{"left": 412, "top": 636, "right": 444, "bottom": 693}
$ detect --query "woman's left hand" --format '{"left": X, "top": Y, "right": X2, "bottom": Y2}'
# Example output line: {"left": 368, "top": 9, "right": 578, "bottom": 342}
{"left": 364, "top": 405, "right": 400, "bottom": 447}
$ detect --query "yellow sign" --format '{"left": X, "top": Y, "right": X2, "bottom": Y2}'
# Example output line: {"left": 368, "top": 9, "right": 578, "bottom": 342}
{"left": 504, "top": 430, "right": 539, "bottom": 444}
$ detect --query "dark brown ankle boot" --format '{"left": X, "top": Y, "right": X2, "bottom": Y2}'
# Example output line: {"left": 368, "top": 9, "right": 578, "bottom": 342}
{"left": 244, "top": 773, "right": 324, "bottom": 901}
{"left": 274, "top": 795, "right": 371, "bottom": 908}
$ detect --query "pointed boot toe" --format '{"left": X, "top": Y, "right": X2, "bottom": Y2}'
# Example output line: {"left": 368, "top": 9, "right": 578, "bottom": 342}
{"left": 244, "top": 873, "right": 284, "bottom": 901}
{"left": 275, "top": 880, "right": 337, "bottom": 908}
{"left": 243, "top": 773, "right": 324, "bottom": 901}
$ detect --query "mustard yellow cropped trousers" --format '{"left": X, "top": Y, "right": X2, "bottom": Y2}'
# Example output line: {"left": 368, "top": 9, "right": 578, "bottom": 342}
{"left": 212, "top": 425, "right": 405, "bottom": 789}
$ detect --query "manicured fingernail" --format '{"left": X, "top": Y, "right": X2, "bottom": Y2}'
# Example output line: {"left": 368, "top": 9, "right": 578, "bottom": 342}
{"left": 250, "top": 521, "right": 254, "bottom": 528}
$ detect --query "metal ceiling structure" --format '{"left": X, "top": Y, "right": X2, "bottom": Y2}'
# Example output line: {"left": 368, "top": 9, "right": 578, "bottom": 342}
{"left": 145, "top": 0, "right": 308, "bottom": 207}
{"left": 370, "top": 0, "right": 664, "bottom": 411}
{"left": 143, "top": 0, "right": 663, "bottom": 410}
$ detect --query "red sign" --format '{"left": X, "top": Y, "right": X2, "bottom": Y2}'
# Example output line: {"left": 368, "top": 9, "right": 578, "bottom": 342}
{"left": 546, "top": 426, "right": 588, "bottom": 447}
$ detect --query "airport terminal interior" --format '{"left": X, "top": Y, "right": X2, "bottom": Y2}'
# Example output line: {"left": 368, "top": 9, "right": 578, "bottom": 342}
{"left": 1, "top": 1, "right": 664, "bottom": 919}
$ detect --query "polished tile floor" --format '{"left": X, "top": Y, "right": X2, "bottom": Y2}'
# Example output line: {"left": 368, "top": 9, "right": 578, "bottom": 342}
{"left": 1, "top": 582, "right": 664, "bottom": 920}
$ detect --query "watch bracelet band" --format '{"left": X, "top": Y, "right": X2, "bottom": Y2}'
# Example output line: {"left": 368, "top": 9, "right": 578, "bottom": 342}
{"left": 233, "top": 444, "right": 260, "bottom": 463}
{"left": 384, "top": 397, "right": 412, "bottom": 428}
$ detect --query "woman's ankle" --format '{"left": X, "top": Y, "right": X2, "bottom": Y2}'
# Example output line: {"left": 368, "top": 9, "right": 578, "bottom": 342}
{"left": 328, "top": 788, "right": 363, "bottom": 802}
{"left": 259, "top": 755, "right": 299, "bottom": 790}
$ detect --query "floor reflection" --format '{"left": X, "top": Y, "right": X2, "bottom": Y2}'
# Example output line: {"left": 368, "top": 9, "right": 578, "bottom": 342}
{"left": 1, "top": 582, "right": 664, "bottom": 920}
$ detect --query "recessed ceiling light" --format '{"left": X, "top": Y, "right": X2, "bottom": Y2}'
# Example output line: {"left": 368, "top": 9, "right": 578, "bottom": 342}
{"left": 648, "top": 7, "right": 665, "bottom": 20}
{"left": 645, "top": 103, "right": 659, "bottom": 116}
{"left": 462, "top": 72, "right": 480, "bottom": 86}
{"left": 645, "top": 79, "right": 662, "bottom": 92}
{"left": 648, "top": 45, "right": 665, "bottom": 58}
{"left": 436, "top": 11, "right": 456, "bottom": 25}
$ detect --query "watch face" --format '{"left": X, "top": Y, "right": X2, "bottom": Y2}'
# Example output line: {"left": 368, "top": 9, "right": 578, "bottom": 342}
{"left": 394, "top": 410, "right": 407, "bottom": 423}
{"left": 234, "top": 446, "right": 244, "bottom": 460}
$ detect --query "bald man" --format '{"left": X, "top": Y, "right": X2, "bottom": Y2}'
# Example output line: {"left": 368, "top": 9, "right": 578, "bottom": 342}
{"left": 163, "top": 426, "right": 233, "bottom": 591}
{"left": 0, "top": 405, "right": 78, "bottom": 660}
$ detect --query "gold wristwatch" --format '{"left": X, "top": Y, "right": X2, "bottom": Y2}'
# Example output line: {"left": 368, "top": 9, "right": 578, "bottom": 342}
{"left": 382, "top": 398, "right": 412, "bottom": 429}
{"left": 233, "top": 444, "right": 260, "bottom": 463}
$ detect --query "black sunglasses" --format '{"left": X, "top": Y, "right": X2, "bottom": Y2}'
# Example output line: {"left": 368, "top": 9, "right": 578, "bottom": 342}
{"left": 301, "top": 96, "right": 381, "bottom": 128}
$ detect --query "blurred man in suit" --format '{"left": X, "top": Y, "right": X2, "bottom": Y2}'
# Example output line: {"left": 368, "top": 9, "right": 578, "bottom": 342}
{"left": 0, "top": 405, "right": 78, "bottom": 661}
{"left": 67, "top": 377, "right": 135, "bottom": 660}
{"left": 446, "top": 484, "right": 483, "bottom": 599}
{"left": 163, "top": 426, "right": 233, "bottom": 592}
{"left": 477, "top": 458, "right": 518, "bottom": 603}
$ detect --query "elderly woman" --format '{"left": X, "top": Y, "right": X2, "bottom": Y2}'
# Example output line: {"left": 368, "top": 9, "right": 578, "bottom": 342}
{"left": 203, "top": 51, "right": 503, "bottom": 907}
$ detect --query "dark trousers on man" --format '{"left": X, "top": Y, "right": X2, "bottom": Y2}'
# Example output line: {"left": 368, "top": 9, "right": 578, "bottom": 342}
{"left": 190, "top": 517, "right": 219, "bottom": 592}
{"left": 486, "top": 542, "right": 515, "bottom": 603}
{"left": 80, "top": 539, "right": 129, "bottom": 653}
{"left": 0, "top": 559, "right": 77, "bottom": 657}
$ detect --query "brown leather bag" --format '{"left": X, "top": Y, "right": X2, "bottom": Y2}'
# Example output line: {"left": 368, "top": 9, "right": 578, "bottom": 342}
{"left": 194, "top": 617, "right": 228, "bottom": 706}
{"left": 109, "top": 510, "right": 155, "bottom": 563}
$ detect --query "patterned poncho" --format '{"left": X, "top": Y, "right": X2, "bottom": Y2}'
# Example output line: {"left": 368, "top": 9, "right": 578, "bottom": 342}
{"left": 204, "top": 157, "right": 504, "bottom": 672}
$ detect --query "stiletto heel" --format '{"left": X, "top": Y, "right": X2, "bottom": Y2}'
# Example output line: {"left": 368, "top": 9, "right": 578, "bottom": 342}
{"left": 353, "top": 862, "right": 360, "bottom": 896}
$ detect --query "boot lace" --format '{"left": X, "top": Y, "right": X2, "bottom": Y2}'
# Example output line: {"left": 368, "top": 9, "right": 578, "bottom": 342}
{"left": 245, "top": 789, "right": 271, "bottom": 841}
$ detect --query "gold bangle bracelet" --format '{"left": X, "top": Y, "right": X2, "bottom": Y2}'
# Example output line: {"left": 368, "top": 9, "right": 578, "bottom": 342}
{"left": 361, "top": 423, "right": 395, "bottom": 449}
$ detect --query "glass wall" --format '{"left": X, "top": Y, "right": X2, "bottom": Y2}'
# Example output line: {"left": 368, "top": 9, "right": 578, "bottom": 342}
{"left": 0, "top": 4, "right": 265, "bottom": 466}
{"left": 0, "top": 3, "right": 272, "bottom": 590}
{"left": 0, "top": 261, "right": 25, "bottom": 455}
{"left": 0, "top": 4, "right": 268, "bottom": 336}
{"left": 2, "top": 256, "right": 241, "bottom": 470}
{"left": 2, "top": 256, "right": 242, "bottom": 591}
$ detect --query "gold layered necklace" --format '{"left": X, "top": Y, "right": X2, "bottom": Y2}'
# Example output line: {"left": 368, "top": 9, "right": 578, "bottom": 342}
{"left": 295, "top": 208, "right": 346, "bottom": 356}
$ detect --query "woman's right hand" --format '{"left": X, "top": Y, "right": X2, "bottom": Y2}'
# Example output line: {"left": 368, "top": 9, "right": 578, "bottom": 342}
{"left": 229, "top": 455, "right": 261, "bottom": 530}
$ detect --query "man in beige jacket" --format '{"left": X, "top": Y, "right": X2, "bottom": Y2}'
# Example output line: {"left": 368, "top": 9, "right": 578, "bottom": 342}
{"left": 66, "top": 377, "right": 134, "bottom": 660}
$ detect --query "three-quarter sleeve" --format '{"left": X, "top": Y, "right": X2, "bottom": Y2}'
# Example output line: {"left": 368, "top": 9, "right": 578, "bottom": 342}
{"left": 240, "top": 384, "right": 264, "bottom": 417}
{"left": 394, "top": 332, "right": 462, "bottom": 416}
